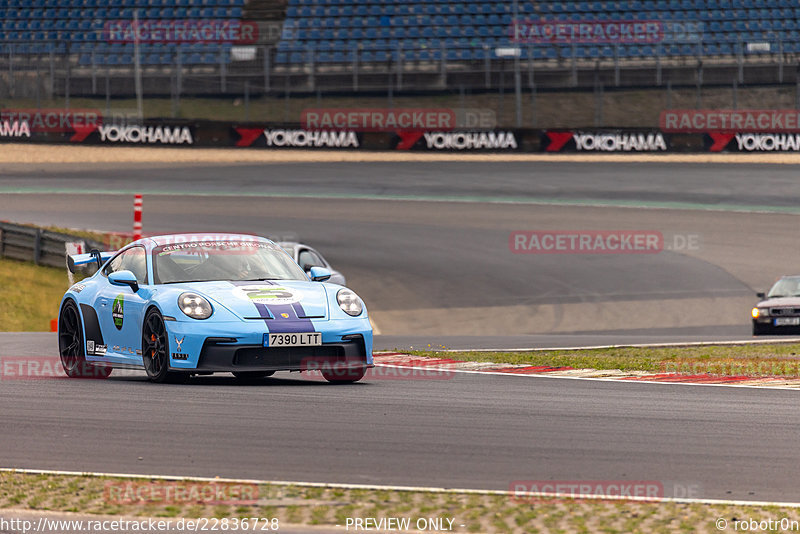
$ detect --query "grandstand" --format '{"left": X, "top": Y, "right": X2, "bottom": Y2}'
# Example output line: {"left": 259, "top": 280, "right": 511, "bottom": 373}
{"left": 0, "top": 0, "right": 248, "bottom": 65}
{"left": 0, "top": 0, "right": 795, "bottom": 96}
{"left": 277, "top": 0, "right": 800, "bottom": 63}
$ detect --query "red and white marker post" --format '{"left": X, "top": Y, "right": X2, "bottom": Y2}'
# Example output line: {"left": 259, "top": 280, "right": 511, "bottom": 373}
{"left": 133, "top": 194, "right": 143, "bottom": 241}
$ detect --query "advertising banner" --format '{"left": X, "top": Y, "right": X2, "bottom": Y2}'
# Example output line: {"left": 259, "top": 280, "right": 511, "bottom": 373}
{"left": 542, "top": 130, "right": 670, "bottom": 152}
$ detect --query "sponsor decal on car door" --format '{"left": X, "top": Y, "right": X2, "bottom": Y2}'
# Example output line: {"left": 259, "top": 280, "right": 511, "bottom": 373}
{"left": 96, "top": 285, "right": 148, "bottom": 363}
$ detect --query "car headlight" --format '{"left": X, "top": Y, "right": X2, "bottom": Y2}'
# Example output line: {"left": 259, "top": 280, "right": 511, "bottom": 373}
{"left": 337, "top": 288, "right": 363, "bottom": 317}
{"left": 178, "top": 292, "right": 212, "bottom": 320}
{"left": 752, "top": 307, "right": 769, "bottom": 318}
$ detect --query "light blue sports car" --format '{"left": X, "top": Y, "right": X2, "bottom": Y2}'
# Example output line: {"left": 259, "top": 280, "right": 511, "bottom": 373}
{"left": 59, "top": 233, "right": 373, "bottom": 383}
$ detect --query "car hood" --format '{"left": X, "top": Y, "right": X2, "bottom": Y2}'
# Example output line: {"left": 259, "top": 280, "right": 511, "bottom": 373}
{"left": 757, "top": 297, "right": 800, "bottom": 308}
{"left": 171, "top": 280, "right": 329, "bottom": 320}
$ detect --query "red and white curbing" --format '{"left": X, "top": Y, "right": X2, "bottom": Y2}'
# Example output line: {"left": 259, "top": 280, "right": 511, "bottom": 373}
{"left": 373, "top": 353, "right": 800, "bottom": 388}
{"left": 133, "top": 194, "right": 143, "bottom": 241}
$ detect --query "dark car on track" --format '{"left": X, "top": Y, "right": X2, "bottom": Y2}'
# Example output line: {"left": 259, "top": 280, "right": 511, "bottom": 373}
{"left": 752, "top": 276, "right": 800, "bottom": 335}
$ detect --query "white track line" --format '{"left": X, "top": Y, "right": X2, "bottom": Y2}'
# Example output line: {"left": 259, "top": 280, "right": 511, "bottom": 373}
{"left": 2, "top": 468, "right": 799, "bottom": 508}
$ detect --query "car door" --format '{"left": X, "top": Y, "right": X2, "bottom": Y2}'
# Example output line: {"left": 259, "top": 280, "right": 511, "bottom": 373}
{"left": 92, "top": 246, "right": 150, "bottom": 365}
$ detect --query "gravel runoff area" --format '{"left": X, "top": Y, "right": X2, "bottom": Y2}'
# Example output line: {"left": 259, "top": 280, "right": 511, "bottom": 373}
{"left": 4, "top": 143, "right": 800, "bottom": 164}
{"left": 2, "top": 471, "right": 800, "bottom": 533}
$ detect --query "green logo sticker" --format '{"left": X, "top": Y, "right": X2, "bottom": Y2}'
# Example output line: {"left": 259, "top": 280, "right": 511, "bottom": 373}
{"left": 233, "top": 285, "right": 299, "bottom": 305}
{"left": 112, "top": 294, "right": 124, "bottom": 330}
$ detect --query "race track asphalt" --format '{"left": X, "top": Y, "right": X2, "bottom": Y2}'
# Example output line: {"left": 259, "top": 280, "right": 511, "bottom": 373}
{"left": 3, "top": 159, "right": 800, "bottom": 504}
{"left": 2, "top": 159, "right": 800, "bottom": 336}
{"left": 0, "top": 336, "right": 798, "bottom": 503}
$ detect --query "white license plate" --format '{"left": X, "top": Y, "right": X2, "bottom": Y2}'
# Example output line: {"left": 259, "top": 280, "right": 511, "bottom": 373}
{"left": 266, "top": 332, "right": 322, "bottom": 347}
{"left": 775, "top": 317, "right": 800, "bottom": 326}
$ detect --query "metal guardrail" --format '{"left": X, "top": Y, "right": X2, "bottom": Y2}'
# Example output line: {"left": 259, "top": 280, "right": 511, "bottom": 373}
{"left": 0, "top": 38, "right": 796, "bottom": 100}
{"left": 0, "top": 222, "right": 105, "bottom": 269}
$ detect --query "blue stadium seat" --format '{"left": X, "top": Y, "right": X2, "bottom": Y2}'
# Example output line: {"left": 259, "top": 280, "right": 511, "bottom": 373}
{"left": 0, "top": 0, "right": 770, "bottom": 68}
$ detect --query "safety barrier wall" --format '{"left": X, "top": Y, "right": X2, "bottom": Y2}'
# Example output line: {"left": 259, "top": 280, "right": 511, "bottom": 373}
{"left": 1, "top": 115, "right": 798, "bottom": 153}
{"left": 0, "top": 222, "right": 105, "bottom": 269}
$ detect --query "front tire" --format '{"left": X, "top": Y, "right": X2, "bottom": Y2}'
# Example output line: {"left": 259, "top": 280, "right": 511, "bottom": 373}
{"left": 322, "top": 365, "right": 366, "bottom": 384}
{"left": 142, "top": 309, "right": 186, "bottom": 383}
{"left": 58, "top": 300, "right": 112, "bottom": 379}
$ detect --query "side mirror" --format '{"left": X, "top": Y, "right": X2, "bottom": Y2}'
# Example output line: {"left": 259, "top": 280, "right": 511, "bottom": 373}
{"left": 109, "top": 270, "right": 139, "bottom": 292}
{"left": 756, "top": 292, "right": 766, "bottom": 299}
{"left": 308, "top": 266, "right": 331, "bottom": 282}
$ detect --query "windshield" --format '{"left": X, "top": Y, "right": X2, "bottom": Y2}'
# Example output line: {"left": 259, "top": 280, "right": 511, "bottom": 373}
{"left": 767, "top": 277, "right": 800, "bottom": 298}
{"left": 152, "top": 240, "right": 307, "bottom": 284}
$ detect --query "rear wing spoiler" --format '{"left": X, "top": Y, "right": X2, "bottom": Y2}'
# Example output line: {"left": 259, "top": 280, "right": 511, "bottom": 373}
{"left": 67, "top": 250, "right": 115, "bottom": 274}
